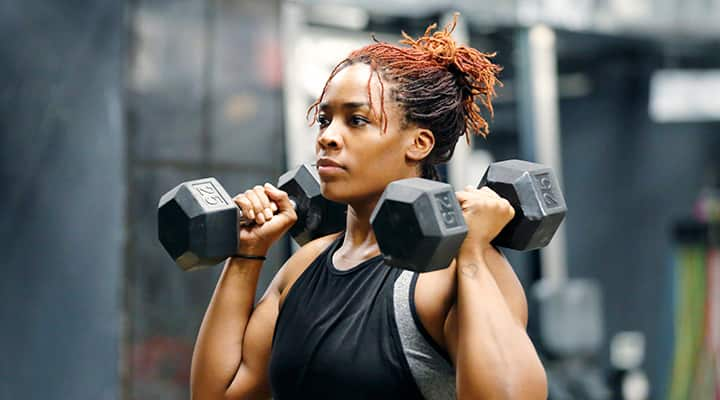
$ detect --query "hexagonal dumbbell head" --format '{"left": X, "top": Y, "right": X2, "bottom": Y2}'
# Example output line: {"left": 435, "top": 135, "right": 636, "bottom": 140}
{"left": 371, "top": 178, "right": 468, "bottom": 272}
{"left": 479, "top": 160, "right": 567, "bottom": 250}
{"left": 277, "top": 164, "right": 346, "bottom": 245}
{"left": 157, "top": 177, "right": 238, "bottom": 271}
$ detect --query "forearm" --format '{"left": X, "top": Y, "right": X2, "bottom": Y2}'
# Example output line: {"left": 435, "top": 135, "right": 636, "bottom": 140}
{"left": 190, "top": 257, "right": 264, "bottom": 398}
{"left": 455, "top": 245, "right": 546, "bottom": 399}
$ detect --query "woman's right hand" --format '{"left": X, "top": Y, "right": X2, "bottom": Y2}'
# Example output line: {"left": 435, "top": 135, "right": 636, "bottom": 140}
{"left": 233, "top": 183, "right": 297, "bottom": 256}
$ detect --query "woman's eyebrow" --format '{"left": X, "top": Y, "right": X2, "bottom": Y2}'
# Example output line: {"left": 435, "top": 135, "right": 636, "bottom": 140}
{"left": 319, "top": 101, "right": 370, "bottom": 111}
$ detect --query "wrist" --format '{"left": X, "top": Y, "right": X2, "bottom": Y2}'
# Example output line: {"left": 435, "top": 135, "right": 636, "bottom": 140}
{"left": 457, "top": 241, "right": 493, "bottom": 260}
{"left": 236, "top": 244, "right": 270, "bottom": 257}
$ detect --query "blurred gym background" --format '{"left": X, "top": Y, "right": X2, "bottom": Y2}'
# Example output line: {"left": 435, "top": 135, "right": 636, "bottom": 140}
{"left": 1, "top": 0, "right": 719, "bottom": 399}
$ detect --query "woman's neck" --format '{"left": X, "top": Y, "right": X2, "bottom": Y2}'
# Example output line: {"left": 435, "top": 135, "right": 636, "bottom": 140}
{"left": 333, "top": 198, "right": 382, "bottom": 270}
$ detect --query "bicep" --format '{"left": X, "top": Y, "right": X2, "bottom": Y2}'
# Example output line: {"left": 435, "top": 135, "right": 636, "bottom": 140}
{"left": 225, "top": 275, "right": 281, "bottom": 399}
{"left": 442, "top": 247, "right": 529, "bottom": 366}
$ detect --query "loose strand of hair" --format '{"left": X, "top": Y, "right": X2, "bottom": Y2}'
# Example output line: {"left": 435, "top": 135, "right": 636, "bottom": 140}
{"left": 306, "top": 58, "right": 351, "bottom": 125}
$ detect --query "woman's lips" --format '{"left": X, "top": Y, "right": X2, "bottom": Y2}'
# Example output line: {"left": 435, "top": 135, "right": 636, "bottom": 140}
{"left": 316, "top": 158, "right": 345, "bottom": 177}
{"left": 317, "top": 165, "right": 345, "bottom": 176}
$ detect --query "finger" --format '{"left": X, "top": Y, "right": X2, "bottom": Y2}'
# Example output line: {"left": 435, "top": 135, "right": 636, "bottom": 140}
{"left": 501, "top": 198, "right": 516, "bottom": 216}
{"left": 455, "top": 190, "right": 468, "bottom": 202}
{"left": 233, "top": 194, "right": 255, "bottom": 222}
{"left": 244, "top": 189, "right": 266, "bottom": 224}
{"left": 465, "top": 185, "right": 475, "bottom": 192}
{"left": 253, "top": 185, "right": 274, "bottom": 221}
{"left": 265, "top": 183, "right": 295, "bottom": 213}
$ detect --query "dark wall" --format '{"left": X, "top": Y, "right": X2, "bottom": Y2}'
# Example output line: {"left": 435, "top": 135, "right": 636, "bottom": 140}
{"left": 124, "top": 1, "right": 285, "bottom": 398}
{"left": 558, "top": 40, "right": 720, "bottom": 398}
{"left": 0, "top": 1, "right": 125, "bottom": 399}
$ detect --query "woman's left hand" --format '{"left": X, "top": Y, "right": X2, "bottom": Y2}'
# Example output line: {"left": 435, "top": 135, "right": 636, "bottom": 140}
{"left": 455, "top": 186, "right": 515, "bottom": 249}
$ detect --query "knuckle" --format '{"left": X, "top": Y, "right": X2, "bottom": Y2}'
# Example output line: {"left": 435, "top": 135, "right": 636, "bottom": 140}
{"left": 481, "top": 187, "right": 497, "bottom": 196}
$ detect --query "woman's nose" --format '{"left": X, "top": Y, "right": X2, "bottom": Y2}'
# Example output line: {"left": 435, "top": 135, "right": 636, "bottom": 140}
{"left": 317, "top": 124, "right": 342, "bottom": 150}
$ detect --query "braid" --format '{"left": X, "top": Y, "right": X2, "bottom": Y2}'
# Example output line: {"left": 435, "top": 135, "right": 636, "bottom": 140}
{"left": 421, "top": 163, "right": 440, "bottom": 181}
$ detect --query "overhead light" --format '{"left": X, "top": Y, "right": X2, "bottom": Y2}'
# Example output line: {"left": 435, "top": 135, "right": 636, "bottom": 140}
{"left": 305, "top": 4, "right": 369, "bottom": 31}
{"left": 650, "top": 69, "right": 720, "bottom": 122}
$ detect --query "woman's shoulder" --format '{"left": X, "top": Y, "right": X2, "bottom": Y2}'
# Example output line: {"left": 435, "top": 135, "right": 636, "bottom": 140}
{"left": 414, "top": 247, "right": 529, "bottom": 349}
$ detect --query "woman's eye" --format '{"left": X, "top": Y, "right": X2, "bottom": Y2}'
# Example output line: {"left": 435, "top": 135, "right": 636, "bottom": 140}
{"left": 317, "top": 115, "right": 330, "bottom": 128}
{"left": 350, "top": 115, "right": 369, "bottom": 126}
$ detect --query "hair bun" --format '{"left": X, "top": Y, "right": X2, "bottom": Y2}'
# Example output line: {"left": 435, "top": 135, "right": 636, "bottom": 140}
{"left": 399, "top": 21, "right": 458, "bottom": 67}
{"left": 400, "top": 14, "right": 502, "bottom": 138}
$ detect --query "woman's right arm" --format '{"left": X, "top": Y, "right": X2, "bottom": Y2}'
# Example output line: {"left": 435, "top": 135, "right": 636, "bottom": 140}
{"left": 190, "top": 235, "right": 335, "bottom": 399}
{"left": 190, "top": 256, "right": 277, "bottom": 400}
{"left": 189, "top": 183, "right": 295, "bottom": 400}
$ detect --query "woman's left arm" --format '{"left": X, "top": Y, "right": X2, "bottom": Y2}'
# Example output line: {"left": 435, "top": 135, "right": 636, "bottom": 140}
{"left": 447, "top": 187, "right": 548, "bottom": 400}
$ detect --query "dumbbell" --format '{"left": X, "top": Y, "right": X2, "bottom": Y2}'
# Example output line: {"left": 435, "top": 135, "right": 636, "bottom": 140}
{"left": 371, "top": 159, "right": 567, "bottom": 272}
{"left": 157, "top": 164, "right": 346, "bottom": 271}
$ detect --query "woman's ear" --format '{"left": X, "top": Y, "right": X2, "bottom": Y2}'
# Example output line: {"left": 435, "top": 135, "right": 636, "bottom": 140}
{"left": 406, "top": 128, "right": 435, "bottom": 162}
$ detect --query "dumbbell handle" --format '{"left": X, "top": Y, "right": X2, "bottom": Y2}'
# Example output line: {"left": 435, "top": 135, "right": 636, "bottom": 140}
{"left": 237, "top": 199, "right": 297, "bottom": 226}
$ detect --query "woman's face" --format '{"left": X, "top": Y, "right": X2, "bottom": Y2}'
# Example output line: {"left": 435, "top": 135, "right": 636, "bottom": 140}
{"left": 314, "top": 63, "right": 432, "bottom": 206}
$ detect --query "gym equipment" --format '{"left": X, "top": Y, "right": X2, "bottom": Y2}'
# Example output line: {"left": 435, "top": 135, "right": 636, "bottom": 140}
{"left": 370, "top": 159, "right": 567, "bottom": 272}
{"left": 479, "top": 159, "right": 566, "bottom": 251}
{"left": 371, "top": 178, "right": 468, "bottom": 272}
{"left": 535, "top": 278, "right": 611, "bottom": 400}
{"left": 157, "top": 164, "right": 346, "bottom": 271}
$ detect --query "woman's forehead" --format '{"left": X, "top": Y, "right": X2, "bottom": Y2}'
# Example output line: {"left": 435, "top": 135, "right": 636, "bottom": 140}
{"left": 323, "top": 63, "right": 381, "bottom": 104}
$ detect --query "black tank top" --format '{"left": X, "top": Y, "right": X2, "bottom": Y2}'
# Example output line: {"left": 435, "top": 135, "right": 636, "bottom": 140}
{"left": 269, "top": 236, "right": 426, "bottom": 399}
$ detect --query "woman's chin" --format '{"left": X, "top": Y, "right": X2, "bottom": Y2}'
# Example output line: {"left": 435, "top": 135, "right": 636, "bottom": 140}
{"left": 320, "top": 187, "right": 349, "bottom": 204}
{"left": 320, "top": 180, "right": 357, "bottom": 203}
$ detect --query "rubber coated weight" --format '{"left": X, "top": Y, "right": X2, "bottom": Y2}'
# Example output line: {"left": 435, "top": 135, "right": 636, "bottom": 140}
{"left": 371, "top": 160, "right": 567, "bottom": 272}
{"left": 278, "top": 165, "right": 346, "bottom": 245}
{"left": 157, "top": 178, "right": 237, "bottom": 271}
{"left": 157, "top": 164, "right": 346, "bottom": 271}
{"left": 479, "top": 160, "right": 566, "bottom": 251}
{"left": 370, "top": 178, "right": 468, "bottom": 272}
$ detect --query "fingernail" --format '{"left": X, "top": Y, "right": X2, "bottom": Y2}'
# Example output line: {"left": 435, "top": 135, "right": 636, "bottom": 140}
{"left": 270, "top": 202, "right": 278, "bottom": 212}
{"left": 248, "top": 209, "right": 255, "bottom": 220}
{"left": 264, "top": 208, "right": 273, "bottom": 219}
{"left": 257, "top": 213, "right": 265, "bottom": 224}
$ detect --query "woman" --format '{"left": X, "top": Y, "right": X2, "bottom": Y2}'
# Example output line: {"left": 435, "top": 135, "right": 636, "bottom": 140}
{"left": 190, "top": 17, "right": 547, "bottom": 399}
